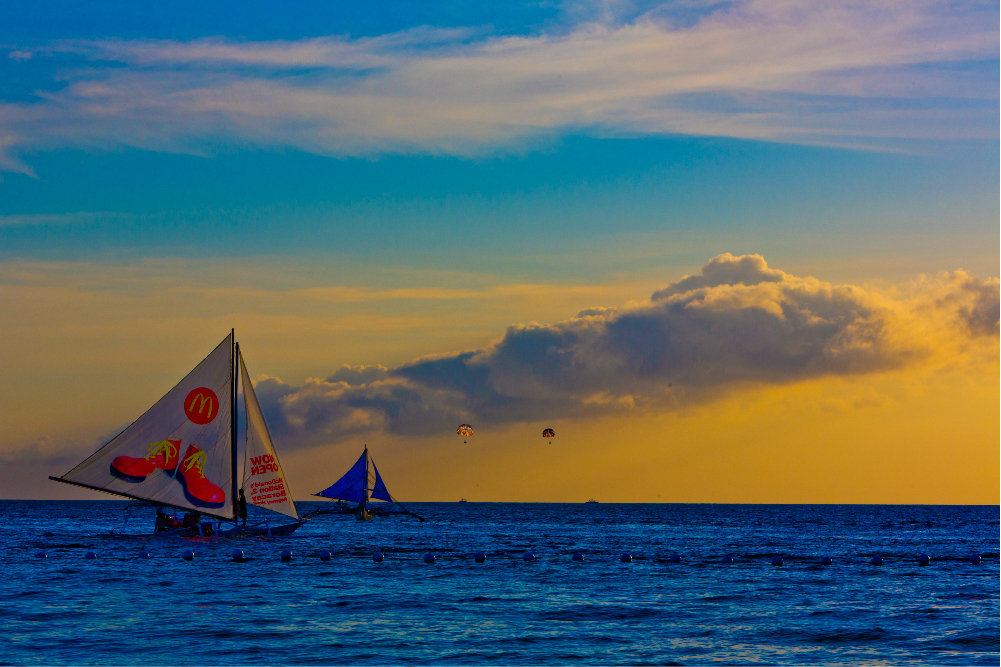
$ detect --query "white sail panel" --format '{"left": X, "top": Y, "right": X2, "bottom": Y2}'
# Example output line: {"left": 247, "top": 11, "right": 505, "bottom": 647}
{"left": 57, "top": 334, "right": 235, "bottom": 520}
{"left": 240, "top": 352, "right": 299, "bottom": 520}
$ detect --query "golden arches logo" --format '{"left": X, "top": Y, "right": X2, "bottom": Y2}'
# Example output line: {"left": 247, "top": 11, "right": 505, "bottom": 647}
{"left": 184, "top": 387, "right": 219, "bottom": 425}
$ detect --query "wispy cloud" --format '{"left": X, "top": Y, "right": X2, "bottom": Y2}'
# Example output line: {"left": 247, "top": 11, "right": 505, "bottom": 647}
{"left": 253, "top": 254, "right": 1000, "bottom": 446}
{"left": 0, "top": 0, "right": 996, "bottom": 170}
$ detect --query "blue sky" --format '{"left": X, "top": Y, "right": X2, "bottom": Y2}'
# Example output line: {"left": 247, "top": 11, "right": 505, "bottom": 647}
{"left": 1, "top": 137, "right": 996, "bottom": 278}
{"left": 1, "top": 0, "right": 997, "bottom": 280}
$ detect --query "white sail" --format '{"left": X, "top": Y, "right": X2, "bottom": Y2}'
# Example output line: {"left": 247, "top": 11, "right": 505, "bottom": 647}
{"left": 56, "top": 334, "right": 235, "bottom": 520}
{"left": 240, "top": 351, "right": 299, "bottom": 520}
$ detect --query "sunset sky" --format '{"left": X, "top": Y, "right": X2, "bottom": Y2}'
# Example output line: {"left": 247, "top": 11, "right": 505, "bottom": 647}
{"left": 2, "top": 0, "right": 997, "bottom": 504}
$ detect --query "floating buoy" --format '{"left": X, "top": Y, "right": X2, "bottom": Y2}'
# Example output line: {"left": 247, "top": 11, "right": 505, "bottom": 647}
{"left": 280, "top": 548, "right": 292, "bottom": 562}
{"left": 722, "top": 555, "right": 734, "bottom": 564}
{"left": 85, "top": 551, "right": 97, "bottom": 560}
{"left": 138, "top": 550, "right": 150, "bottom": 559}
{"left": 620, "top": 552, "right": 632, "bottom": 563}
{"left": 969, "top": 554, "right": 982, "bottom": 565}
{"left": 821, "top": 556, "right": 833, "bottom": 566}
{"left": 35, "top": 551, "right": 47, "bottom": 559}
{"left": 182, "top": 549, "right": 194, "bottom": 561}
{"left": 523, "top": 551, "right": 536, "bottom": 562}
{"left": 319, "top": 550, "right": 331, "bottom": 562}
{"left": 572, "top": 552, "right": 584, "bottom": 562}
{"left": 372, "top": 552, "right": 384, "bottom": 563}
{"left": 771, "top": 556, "right": 783, "bottom": 567}
{"left": 232, "top": 549, "right": 245, "bottom": 562}
{"left": 917, "top": 554, "right": 930, "bottom": 566}
{"left": 474, "top": 551, "right": 486, "bottom": 563}
{"left": 668, "top": 553, "right": 681, "bottom": 564}
{"left": 423, "top": 552, "right": 435, "bottom": 564}
{"left": 870, "top": 556, "right": 883, "bottom": 566}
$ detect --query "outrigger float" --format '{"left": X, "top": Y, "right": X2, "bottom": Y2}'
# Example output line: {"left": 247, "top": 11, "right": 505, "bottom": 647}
{"left": 50, "top": 331, "right": 306, "bottom": 537}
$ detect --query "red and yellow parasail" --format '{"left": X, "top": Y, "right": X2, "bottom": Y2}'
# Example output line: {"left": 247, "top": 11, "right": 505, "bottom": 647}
{"left": 457, "top": 424, "right": 473, "bottom": 443}
{"left": 542, "top": 428, "right": 555, "bottom": 443}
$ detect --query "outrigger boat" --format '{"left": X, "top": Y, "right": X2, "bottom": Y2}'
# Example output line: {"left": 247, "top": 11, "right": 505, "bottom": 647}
{"left": 50, "top": 331, "right": 306, "bottom": 537}
{"left": 309, "top": 446, "right": 424, "bottom": 522}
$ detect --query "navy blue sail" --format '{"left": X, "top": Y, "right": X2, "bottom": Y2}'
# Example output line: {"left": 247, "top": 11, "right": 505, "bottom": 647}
{"left": 309, "top": 445, "right": 423, "bottom": 521}
{"left": 315, "top": 451, "right": 368, "bottom": 502}
{"left": 371, "top": 462, "right": 392, "bottom": 502}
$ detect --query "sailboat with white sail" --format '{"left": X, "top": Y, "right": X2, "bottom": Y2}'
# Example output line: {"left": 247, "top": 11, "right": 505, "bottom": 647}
{"left": 49, "top": 331, "right": 306, "bottom": 537}
{"left": 308, "top": 446, "right": 424, "bottom": 521}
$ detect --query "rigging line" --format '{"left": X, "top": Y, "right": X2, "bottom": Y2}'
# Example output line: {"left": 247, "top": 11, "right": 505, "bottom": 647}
{"left": 114, "top": 501, "right": 141, "bottom": 534}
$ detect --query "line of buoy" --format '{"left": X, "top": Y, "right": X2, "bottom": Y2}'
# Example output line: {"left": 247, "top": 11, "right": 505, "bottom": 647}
{"left": 39, "top": 550, "right": 988, "bottom": 565}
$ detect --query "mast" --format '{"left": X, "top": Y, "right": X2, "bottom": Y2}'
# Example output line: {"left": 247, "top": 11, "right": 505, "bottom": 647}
{"left": 361, "top": 445, "right": 370, "bottom": 514}
{"left": 231, "top": 331, "right": 238, "bottom": 522}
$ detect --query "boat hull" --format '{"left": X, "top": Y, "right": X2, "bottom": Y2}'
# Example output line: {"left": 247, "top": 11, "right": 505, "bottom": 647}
{"left": 145, "top": 520, "right": 307, "bottom": 538}
{"left": 217, "top": 521, "right": 307, "bottom": 537}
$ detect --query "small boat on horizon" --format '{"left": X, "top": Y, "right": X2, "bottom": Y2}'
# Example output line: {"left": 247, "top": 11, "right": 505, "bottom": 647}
{"left": 585, "top": 499, "right": 599, "bottom": 504}
{"left": 50, "top": 331, "right": 306, "bottom": 537}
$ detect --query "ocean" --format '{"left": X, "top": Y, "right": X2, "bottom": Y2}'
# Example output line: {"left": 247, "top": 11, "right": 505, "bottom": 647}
{"left": 3, "top": 500, "right": 998, "bottom": 665}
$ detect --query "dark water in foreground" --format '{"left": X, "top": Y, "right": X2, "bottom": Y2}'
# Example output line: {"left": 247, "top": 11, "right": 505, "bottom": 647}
{"left": 2, "top": 501, "right": 998, "bottom": 665}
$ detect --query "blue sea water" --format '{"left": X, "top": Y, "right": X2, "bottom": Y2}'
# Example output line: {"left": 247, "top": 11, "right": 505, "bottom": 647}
{"left": 3, "top": 501, "right": 998, "bottom": 665}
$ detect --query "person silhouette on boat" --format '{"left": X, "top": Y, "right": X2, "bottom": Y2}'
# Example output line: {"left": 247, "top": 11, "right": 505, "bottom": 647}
{"left": 238, "top": 489, "right": 248, "bottom": 527}
{"left": 181, "top": 511, "right": 201, "bottom": 528}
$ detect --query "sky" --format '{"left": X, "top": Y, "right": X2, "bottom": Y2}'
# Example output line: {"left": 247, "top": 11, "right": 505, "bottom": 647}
{"left": 1, "top": 0, "right": 998, "bottom": 504}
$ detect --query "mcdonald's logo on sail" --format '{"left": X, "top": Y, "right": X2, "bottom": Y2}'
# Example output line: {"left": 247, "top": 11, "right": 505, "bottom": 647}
{"left": 184, "top": 387, "right": 219, "bottom": 425}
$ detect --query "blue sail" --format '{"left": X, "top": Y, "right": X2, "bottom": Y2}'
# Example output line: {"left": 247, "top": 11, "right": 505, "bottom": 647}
{"left": 315, "top": 451, "right": 367, "bottom": 502}
{"left": 371, "top": 462, "right": 392, "bottom": 502}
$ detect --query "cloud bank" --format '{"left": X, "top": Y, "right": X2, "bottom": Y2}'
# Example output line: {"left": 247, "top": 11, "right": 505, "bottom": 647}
{"left": 1, "top": 0, "right": 997, "bottom": 172}
{"left": 255, "top": 253, "right": 999, "bottom": 446}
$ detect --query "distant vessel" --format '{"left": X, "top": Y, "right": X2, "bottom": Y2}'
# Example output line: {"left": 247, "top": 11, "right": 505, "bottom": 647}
{"left": 50, "top": 331, "right": 306, "bottom": 537}
{"left": 458, "top": 498, "right": 468, "bottom": 504}
{"left": 585, "top": 499, "right": 599, "bottom": 504}
{"left": 311, "top": 446, "right": 424, "bottom": 521}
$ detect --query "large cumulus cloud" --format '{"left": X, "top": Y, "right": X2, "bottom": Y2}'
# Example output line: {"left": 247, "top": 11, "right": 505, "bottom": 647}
{"left": 258, "top": 254, "right": 998, "bottom": 446}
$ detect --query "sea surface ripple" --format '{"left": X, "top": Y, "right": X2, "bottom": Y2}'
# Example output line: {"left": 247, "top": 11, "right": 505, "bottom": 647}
{"left": 2, "top": 501, "right": 998, "bottom": 665}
